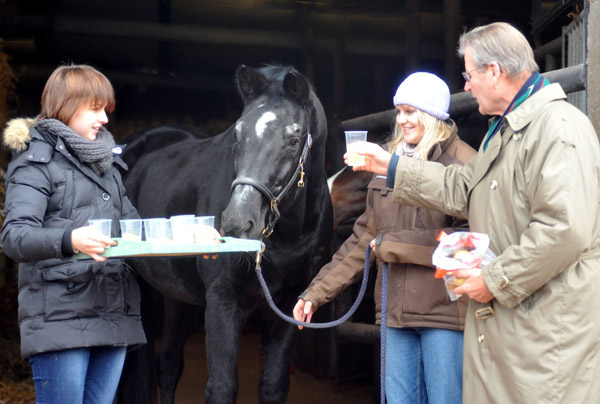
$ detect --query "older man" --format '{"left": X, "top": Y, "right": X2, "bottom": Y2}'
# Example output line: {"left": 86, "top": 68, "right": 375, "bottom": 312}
{"left": 356, "top": 22, "right": 600, "bottom": 403}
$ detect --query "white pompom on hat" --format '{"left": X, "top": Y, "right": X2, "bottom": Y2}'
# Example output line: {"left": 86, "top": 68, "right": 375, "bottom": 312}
{"left": 393, "top": 72, "right": 450, "bottom": 120}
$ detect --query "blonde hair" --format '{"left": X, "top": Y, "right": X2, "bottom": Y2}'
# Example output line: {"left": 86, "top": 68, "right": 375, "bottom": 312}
{"left": 39, "top": 64, "right": 115, "bottom": 124}
{"left": 388, "top": 109, "right": 455, "bottom": 160}
{"left": 457, "top": 22, "right": 538, "bottom": 77}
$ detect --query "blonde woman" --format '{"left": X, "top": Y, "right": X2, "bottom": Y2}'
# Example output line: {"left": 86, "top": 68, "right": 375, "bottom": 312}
{"left": 294, "top": 72, "right": 475, "bottom": 403}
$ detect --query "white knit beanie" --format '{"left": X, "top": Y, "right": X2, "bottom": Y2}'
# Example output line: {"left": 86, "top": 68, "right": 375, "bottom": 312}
{"left": 392, "top": 72, "right": 450, "bottom": 120}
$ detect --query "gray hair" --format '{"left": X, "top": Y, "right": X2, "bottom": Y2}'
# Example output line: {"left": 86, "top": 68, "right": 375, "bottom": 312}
{"left": 457, "top": 22, "right": 539, "bottom": 77}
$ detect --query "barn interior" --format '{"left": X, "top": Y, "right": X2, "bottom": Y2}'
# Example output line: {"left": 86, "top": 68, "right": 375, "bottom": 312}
{"left": 0, "top": 0, "right": 597, "bottom": 402}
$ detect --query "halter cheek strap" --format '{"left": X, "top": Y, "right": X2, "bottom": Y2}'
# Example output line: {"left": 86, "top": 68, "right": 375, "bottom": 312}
{"left": 230, "top": 133, "right": 312, "bottom": 238}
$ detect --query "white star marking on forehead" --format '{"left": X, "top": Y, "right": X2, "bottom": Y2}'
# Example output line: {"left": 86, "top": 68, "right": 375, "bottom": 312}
{"left": 255, "top": 111, "right": 277, "bottom": 139}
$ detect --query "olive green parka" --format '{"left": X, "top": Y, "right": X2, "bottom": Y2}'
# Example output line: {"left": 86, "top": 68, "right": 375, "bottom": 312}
{"left": 391, "top": 83, "right": 600, "bottom": 403}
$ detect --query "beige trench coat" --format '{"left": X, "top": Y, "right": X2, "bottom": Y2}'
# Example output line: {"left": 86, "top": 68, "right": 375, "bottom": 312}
{"left": 391, "top": 83, "right": 600, "bottom": 403}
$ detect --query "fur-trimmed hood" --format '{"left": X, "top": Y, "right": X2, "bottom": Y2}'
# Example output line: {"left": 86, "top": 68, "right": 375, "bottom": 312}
{"left": 3, "top": 118, "right": 36, "bottom": 153}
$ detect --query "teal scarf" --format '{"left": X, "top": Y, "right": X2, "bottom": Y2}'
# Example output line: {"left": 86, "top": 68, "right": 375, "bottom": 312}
{"left": 483, "top": 72, "right": 550, "bottom": 151}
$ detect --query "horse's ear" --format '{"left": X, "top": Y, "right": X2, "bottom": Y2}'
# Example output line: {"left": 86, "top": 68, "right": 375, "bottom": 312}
{"left": 236, "top": 65, "right": 268, "bottom": 104}
{"left": 283, "top": 70, "right": 310, "bottom": 107}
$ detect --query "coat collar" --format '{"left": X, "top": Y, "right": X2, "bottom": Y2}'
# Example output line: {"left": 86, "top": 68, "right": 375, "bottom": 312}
{"left": 505, "top": 83, "right": 566, "bottom": 132}
{"left": 467, "top": 84, "right": 565, "bottom": 196}
{"left": 28, "top": 125, "right": 128, "bottom": 192}
{"left": 429, "top": 121, "right": 459, "bottom": 161}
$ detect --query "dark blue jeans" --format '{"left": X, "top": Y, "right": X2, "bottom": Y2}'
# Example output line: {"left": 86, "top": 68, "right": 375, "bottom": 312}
{"left": 29, "top": 346, "right": 127, "bottom": 404}
{"left": 385, "top": 327, "right": 463, "bottom": 404}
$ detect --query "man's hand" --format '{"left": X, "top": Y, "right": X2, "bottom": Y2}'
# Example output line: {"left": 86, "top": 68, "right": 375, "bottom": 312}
{"left": 453, "top": 268, "right": 494, "bottom": 303}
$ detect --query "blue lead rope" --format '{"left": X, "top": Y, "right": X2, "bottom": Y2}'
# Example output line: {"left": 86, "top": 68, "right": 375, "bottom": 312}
{"left": 380, "top": 258, "right": 388, "bottom": 404}
{"left": 255, "top": 245, "right": 389, "bottom": 404}
{"left": 255, "top": 245, "right": 373, "bottom": 329}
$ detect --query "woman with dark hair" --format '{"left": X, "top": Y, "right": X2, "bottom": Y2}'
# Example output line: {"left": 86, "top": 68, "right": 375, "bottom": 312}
{"left": 1, "top": 64, "right": 146, "bottom": 404}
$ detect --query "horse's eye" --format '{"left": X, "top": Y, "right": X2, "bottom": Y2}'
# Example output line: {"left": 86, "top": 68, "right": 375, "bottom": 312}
{"left": 288, "top": 137, "right": 300, "bottom": 147}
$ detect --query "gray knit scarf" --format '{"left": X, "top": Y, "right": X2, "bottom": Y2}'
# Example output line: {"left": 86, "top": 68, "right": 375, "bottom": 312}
{"left": 37, "top": 118, "right": 115, "bottom": 175}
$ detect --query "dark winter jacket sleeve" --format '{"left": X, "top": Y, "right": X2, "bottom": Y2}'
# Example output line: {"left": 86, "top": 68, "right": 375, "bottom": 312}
{"left": 1, "top": 145, "right": 70, "bottom": 263}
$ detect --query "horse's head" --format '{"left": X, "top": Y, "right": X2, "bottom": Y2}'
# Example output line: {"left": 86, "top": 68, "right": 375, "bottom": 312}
{"left": 220, "top": 64, "right": 326, "bottom": 240}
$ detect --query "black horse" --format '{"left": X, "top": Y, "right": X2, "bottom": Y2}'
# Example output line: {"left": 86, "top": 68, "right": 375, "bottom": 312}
{"left": 119, "top": 65, "right": 333, "bottom": 404}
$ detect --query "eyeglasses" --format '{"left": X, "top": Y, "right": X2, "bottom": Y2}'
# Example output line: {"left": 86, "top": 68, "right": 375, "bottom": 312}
{"left": 462, "top": 66, "right": 485, "bottom": 82}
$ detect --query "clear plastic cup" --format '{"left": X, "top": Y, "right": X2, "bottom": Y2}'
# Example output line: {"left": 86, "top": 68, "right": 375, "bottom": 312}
{"left": 170, "top": 215, "right": 196, "bottom": 244}
{"left": 88, "top": 219, "right": 112, "bottom": 237}
{"left": 143, "top": 218, "right": 171, "bottom": 243}
{"left": 194, "top": 216, "right": 220, "bottom": 244}
{"left": 345, "top": 131, "right": 368, "bottom": 166}
{"left": 195, "top": 215, "right": 215, "bottom": 228}
{"left": 119, "top": 219, "right": 143, "bottom": 241}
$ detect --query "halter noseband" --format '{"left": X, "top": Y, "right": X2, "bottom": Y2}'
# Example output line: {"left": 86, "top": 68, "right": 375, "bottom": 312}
{"left": 230, "top": 133, "right": 312, "bottom": 238}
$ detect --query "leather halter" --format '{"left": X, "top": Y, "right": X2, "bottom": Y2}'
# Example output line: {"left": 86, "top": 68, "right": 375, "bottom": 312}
{"left": 230, "top": 133, "right": 312, "bottom": 238}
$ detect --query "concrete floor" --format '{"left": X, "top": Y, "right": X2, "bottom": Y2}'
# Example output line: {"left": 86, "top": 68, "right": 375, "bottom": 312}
{"left": 171, "top": 331, "right": 374, "bottom": 404}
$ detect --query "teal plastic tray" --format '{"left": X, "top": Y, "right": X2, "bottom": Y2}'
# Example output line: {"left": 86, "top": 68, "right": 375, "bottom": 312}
{"left": 72, "top": 237, "right": 263, "bottom": 260}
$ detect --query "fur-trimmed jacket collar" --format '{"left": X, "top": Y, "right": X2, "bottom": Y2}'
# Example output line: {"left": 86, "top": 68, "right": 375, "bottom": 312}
{"left": 3, "top": 118, "right": 36, "bottom": 153}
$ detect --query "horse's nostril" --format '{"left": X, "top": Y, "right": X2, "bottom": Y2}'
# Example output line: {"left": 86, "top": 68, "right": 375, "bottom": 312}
{"left": 241, "top": 221, "right": 254, "bottom": 237}
{"left": 222, "top": 218, "right": 254, "bottom": 238}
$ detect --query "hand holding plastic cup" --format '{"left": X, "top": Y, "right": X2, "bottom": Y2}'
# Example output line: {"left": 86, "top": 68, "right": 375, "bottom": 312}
{"left": 120, "top": 219, "right": 143, "bottom": 241}
{"left": 88, "top": 219, "right": 112, "bottom": 237}
{"left": 345, "top": 131, "right": 368, "bottom": 166}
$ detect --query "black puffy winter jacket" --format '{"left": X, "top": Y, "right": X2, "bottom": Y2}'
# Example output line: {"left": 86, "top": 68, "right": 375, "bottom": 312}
{"left": 1, "top": 118, "right": 146, "bottom": 358}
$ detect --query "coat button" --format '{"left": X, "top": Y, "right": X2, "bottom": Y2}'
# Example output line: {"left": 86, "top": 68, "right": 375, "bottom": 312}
{"left": 59, "top": 145, "right": 64, "bottom": 150}
{"left": 28, "top": 154, "right": 33, "bottom": 159}
{"left": 490, "top": 180, "right": 497, "bottom": 190}
{"left": 478, "top": 334, "right": 485, "bottom": 343}
{"left": 102, "top": 192, "right": 110, "bottom": 201}
{"left": 513, "top": 133, "right": 522, "bottom": 141}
